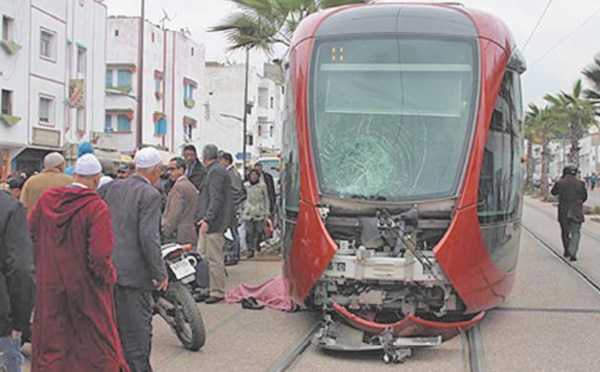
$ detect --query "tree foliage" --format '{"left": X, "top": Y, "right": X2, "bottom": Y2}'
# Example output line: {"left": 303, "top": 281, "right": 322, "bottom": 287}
{"left": 582, "top": 56, "right": 600, "bottom": 114}
{"left": 211, "top": 0, "right": 370, "bottom": 54}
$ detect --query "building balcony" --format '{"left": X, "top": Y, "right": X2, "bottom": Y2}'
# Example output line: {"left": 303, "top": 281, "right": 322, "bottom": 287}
{"left": 0, "top": 114, "right": 21, "bottom": 127}
{"left": 0, "top": 40, "right": 22, "bottom": 55}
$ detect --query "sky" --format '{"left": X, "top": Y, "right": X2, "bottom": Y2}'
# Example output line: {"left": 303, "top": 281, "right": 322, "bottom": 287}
{"left": 102, "top": 0, "right": 600, "bottom": 107}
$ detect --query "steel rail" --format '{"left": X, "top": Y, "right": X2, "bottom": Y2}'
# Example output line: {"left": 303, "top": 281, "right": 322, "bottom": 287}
{"left": 267, "top": 323, "right": 320, "bottom": 372}
{"left": 522, "top": 224, "right": 600, "bottom": 296}
{"left": 524, "top": 199, "right": 600, "bottom": 243}
{"left": 464, "top": 324, "right": 487, "bottom": 372}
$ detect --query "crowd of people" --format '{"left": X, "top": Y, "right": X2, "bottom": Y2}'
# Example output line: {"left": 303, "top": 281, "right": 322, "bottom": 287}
{"left": 0, "top": 142, "right": 278, "bottom": 372}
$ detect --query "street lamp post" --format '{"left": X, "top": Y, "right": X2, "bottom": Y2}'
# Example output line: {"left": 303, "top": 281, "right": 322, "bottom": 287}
{"left": 241, "top": 48, "right": 250, "bottom": 176}
{"left": 136, "top": 0, "right": 145, "bottom": 149}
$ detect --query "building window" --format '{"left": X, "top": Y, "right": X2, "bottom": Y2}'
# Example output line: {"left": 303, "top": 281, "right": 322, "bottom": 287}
{"left": 270, "top": 97, "right": 274, "bottom": 109}
{"left": 117, "top": 70, "right": 132, "bottom": 87}
{"left": 155, "top": 71, "right": 163, "bottom": 99}
{"left": 191, "top": 47, "right": 194, "bottom": 56}
{"left": 151, "top": 32, "right": 155, "bottom": 43}
{"left": 77, "top": 47, "right": 86, "bottom": 74}
{"left": 114, "top": 29, "right": 119, "bottom": 37}
{"left": 105, "top": 114, "right": 112, "bottom": 133}
{"left": 154, "top": 118, "right": 167, "bottom": 136}
{"left": 117, "top": 114, "right": 131, "bottom": 132}
{"left": 184, "top": 84, "right": 194, "bottom": 99}
{"left": 39, "top": 96, "right": 53, "bottom": 124}
{"left": 76, "top": 108, "right": 85, "bottom": 131}
{"left": 1, "top": 90, "right": 12, "bottom": 115}
{"left": 106, "top": 69, "right": 113, "bottom": 88}
{"left": 258, "top": 88, "right": 269, "bottom": 108}
{"left": 40, "top": 30, "right": 55, "bottom": 59}
{"left": 270, "top": 125, "right": 274, "bottom": 138}
{"left": 155, "top": 78, "right": 162, "bottom": 96}
{"left": 2, "top": 16, "right": 14, "bottom": 41}
{"left": 246, "top": 133, "right": 254, "bottom": 146}
{"left": 183, "top": 79, "right": 197, "bottom": 108}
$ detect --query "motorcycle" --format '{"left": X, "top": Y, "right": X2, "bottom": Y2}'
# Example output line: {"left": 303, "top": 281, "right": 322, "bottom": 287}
{"left": 154, "top": 243, "right": 206, "bottom": 351}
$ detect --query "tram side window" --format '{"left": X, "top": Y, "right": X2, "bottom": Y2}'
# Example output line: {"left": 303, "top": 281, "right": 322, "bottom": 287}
{"left": 282, "top": 78, "right": 300, "bottom": 213}
{"left": 478, "top": 71, "right": 523, "bottom": 223}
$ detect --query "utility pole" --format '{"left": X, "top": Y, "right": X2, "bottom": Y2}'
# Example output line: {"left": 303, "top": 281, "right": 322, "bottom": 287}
{"left": 242, "top": 47, "right": 250, "bottom": 176}
{"left": 136, "top": 0, "right": 145, "bottom": 149}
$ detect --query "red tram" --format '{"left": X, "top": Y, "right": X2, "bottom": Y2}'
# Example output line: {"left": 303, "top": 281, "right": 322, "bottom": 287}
{"left": 279, "top": 2, "right": 526, "bottom": 356}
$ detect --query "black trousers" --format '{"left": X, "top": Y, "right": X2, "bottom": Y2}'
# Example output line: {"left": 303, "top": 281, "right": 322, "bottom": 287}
{"left": 559, "top": 219, "right": 582, "bottom": 258}
{"left": 245, "top": 219, "right": 265, "bottom": 254}
{"left": 114, "top": 285, "right": 154, "bottom": 372}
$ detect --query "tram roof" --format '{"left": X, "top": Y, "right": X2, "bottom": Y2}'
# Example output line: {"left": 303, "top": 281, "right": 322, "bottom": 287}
{"left": 292, "top": 3, "right": 517, "bottom": 54}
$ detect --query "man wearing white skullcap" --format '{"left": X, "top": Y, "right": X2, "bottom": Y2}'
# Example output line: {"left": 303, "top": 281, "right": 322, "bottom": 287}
{"left": 20, "top": 152, "right": 72, "bottom": 210}
{"left": 98, "top": 147, "right": 167, "bottom": 372}
{"left": 28, "top": 153, "right": 129, "bottom": 371}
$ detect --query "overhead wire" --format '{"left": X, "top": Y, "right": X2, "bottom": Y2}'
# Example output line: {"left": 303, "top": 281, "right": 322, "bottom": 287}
{"left": 529, "top": 4, "right": 600, "bottom": 69}
{"left": 521, "top": 0, "right": 554, "bottom": 52}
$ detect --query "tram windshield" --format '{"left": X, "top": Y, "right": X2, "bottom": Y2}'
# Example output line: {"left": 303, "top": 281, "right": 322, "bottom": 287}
{"left": 311, "top": 37, "right": 478, "bottom": 201}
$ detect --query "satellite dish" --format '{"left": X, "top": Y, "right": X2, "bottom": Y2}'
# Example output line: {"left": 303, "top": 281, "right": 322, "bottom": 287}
{"left": 159, "top": 9, "right": 176, "bottom": 30}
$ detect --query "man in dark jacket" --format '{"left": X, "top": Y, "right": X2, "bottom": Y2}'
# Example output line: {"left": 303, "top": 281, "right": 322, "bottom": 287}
{"left": 198, "top": 144, "right": 233, "bottom": 304}
{"left": 551, "top": 165, "right": 588, "bottom": 261}
{"left": 183, "top": 144, "right": 206, "bottom": 192}
{"left": 98, "top": 147, "right": 168, "bottom": 372}
{"left": 256, "top": 162, "right": 276, "bottom": 215}
{"left": 0, "top": 151, "right": 35, "bottom": 372}
{"left": 219, "top": 152, "right": 245, "bottom": 265}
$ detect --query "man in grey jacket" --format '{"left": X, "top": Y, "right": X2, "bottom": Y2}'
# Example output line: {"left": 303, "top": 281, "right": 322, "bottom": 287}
{"left": 198, "top": 145, "right": 233, "bottom": 304}
{"left": 98, "top": 147, "right": 168, "bottom": 372}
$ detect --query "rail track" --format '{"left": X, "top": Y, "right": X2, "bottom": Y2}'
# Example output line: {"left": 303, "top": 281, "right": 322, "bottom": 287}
{"left": 522, "top": 224, "right": 600, "bottom": 295}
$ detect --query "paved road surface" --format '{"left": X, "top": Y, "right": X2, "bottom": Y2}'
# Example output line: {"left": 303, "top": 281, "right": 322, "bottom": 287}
{"left": 585, "top": 188, "right": 600, "bottom": 207}
{"left": 22, "top": 198, "right": 600, "bottom": 371}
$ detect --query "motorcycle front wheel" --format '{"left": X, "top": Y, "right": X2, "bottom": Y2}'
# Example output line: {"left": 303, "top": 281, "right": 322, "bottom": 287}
{"left": 164, "top": 282, "right": 206, "bottom": 351}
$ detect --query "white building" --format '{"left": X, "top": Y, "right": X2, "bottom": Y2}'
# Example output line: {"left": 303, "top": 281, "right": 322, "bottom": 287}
{"left": 103, "top": 17, "right": 205, "bottom": 155}
{"left": 203, "top": 62, "right": 283, "bottom": 164}
{"left": 256, "top": 64, "right": 284, "bottom": 155}
{"left": 0, "top": 0, "right": 106, "bottom": 176}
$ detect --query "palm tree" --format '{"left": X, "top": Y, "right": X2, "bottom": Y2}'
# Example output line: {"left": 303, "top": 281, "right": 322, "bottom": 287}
{"left": 210, "top": 0, "right": 370, "bottom": 54}
{"left": 582, "top": 57, "right": 600, "bottom": 108}
{"left": 525, "top": 104, "right": 565, "bottom": 198}
{"left": 524, "top": 104, "right": 541, "bottom": 191}
{"left": 544, "top": 80, "right": 597, "bottom": 168}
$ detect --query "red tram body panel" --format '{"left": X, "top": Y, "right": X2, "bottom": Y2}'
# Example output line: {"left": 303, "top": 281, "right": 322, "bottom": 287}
{"left": 280, "top": 3, "right": 525, "bottom": 335}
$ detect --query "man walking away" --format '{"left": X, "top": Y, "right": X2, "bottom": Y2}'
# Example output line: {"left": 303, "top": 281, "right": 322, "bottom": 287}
{"left": 243, "top": 169, "right": 270, "bottom": 259}
{"left": 98, "top": 147, "right": 168, "bottom": 372}
{"left": 256, "top": 162, "right": 276, "bottom": 216}
{"left": 183, "top": 145, "right": 206, "bottom": 192}
{"left": 551, "top": 165, "right": 588, "bottom": 261}
{"left": 219, "top": 152, "right": 245, "bottom": 265}
{"left": 162, "top": 157, "right": 199, "bottom": 246}
{"left": 197, "top": 145, "right": 233, "bottom": 304}
{"left": 28, "top": 154, "right": 129, "bottom": 372}
{"left": 20, "top": 152, "right": 72, "bottom": 210}
{"left": 0, "top": 152, "right": 35, "bottom": 372}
